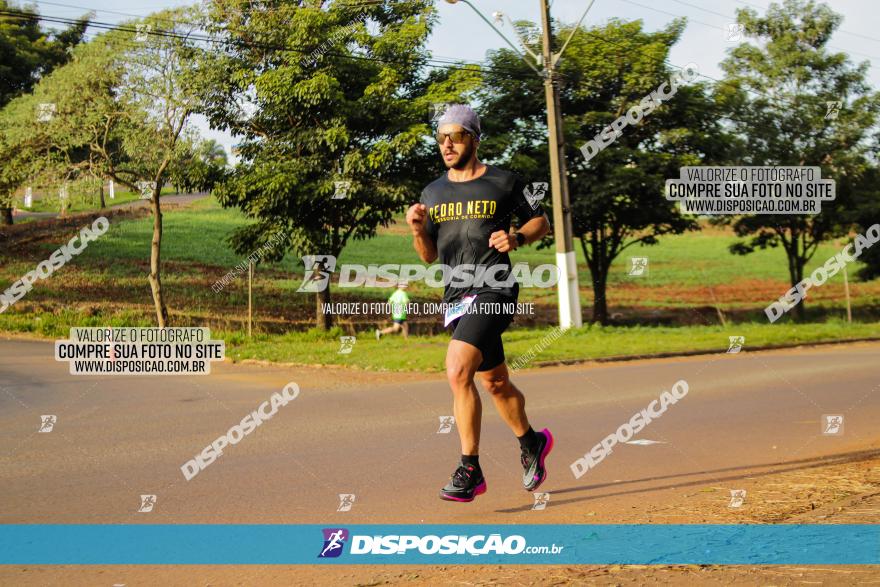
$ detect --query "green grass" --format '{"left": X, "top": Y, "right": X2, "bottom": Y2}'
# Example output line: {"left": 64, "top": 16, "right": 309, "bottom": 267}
{"left": 1, "top": 309, "right": 874, "bottom": 372}
{"left": 188, "top": 320, "right": 880, "bottom": 370}
{"left": 79, "top": 199, "right": 879, "bottom": 313}
{"left": 15, "top": 196, "right": 872, "bottom": 291}
{"left": 218, "top": 320, "right": 878, "bottom": 371}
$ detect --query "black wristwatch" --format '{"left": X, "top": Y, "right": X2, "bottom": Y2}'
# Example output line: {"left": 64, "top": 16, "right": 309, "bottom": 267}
{"left": 515, "top": 232, "right": 526, "bottom": 248}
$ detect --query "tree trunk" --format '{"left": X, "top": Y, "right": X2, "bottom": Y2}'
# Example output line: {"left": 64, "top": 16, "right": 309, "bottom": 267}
{"left": 789, "top": 257, "right": 806, "bottom": 322}
{"left": 592, "top": 273, "right": 609, "bottom": 325}
{"left": 99, "top": 184, "right": 106, "bottom": 209}
{"left": 147, "top": 180, "right": 169, "bottom": 327}
{"left": 316, "top": 285, "right": 332, "bottom": 330}
{"left": 782, "top": 227, "right": 807, "bottom": 322}
{"left": 0, "top": 207, "right": 12, "bottom": 225}
{"left": 580, "top": 235, "right": 609, "bottom": 325}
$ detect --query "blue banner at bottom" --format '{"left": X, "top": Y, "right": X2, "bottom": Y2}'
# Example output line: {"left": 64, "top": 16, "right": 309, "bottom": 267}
{"left": 1, "top": 524, "right": 877, "bottom": 565}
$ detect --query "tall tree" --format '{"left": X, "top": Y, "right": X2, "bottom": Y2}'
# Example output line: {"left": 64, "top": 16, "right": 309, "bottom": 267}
{"left": 478, "top": 18, "right": 726, "bottom": 323}
{"left": 0, "top": 0, "right": 88, "bottom": 107}
{"left": 717, "top": 0, "right": 880, "bottom": 320}
{"left": 1, "top": 10, "right": 204, "bottom": 326}
{"left": 198, "top": 0, "right": 480, "bottom": 328}
{"left": 850, "top": 164, "right": 880, "bottom": 281}
{"left": 0, "top": 0, "right": 89, "bottom": 223}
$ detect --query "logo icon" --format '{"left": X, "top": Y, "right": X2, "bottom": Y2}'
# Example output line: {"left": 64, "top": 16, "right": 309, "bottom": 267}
{"left": 726, "top": 23, "right": 744, "bottom": 42}
{"left": 437, "top": 416, "right": 455, "bottom": 434}
{"left": 628, "top": 257, "right": 649, "bottom": 277}
{"left": 825, "top": 100, "right": 841, "bottom": 120}
{"left": 338, "top": 336, "right": 356, "bottom": 355}
{"left": 532, "top": 492, "right": 550, "bottom": 510}
{"left": 428, "top": 102, "right": 452, "bottom": 124}
{"left": 318, "top": 528, "right": 349, "bottom": 558}
{"left": 727, "top": 336, "right": 745, "bottom": 353}
{"left": 37, "top": 103, "right": 56, "bottom": 123}
{"left": 135, "top": 23, "right": 152, "bottom": 42}
{"left": 297, "top": 255, "right": 337, "bottom": 293}
{"left": 38, "top": 415, "right": 57, "bottom": 433}
{"left": 332, "top": 181, "right": 351, "bottom": 200}
{"left": 728, "top": 489, "right": 746, "bottom": 508}
{"left": 822, "top": 414, "right": 844, "bottom": 435}
{"left": 137, "top": 181, "right": 156, "bottom": 200}
{"left": 523, "top": 182, "right": 548, "bottom": 209}
{"left": 337, "top": 494, "right": 356, "bottom": 512}
{"left": 138, "top": 494, "right": 157, "bottom": 513}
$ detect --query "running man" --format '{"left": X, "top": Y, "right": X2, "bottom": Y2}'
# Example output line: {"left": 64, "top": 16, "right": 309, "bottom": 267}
{"left": 406, "top": 104, "right": 554, "bottom": 502}
{"left": 320, "top": 529, "right": 346, "bottom": 557}
{"left": 376, "top": 282, "right": 410, "bottom": 339}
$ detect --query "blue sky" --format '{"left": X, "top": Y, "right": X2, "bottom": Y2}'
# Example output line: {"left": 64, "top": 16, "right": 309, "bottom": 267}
{"left": 27, "top": 0, "right": 880, "bottom": 157}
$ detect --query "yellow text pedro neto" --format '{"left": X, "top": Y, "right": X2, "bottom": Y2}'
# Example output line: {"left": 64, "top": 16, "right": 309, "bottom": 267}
{"left": 429, "top": 200, "right": 497, "bottom": 223}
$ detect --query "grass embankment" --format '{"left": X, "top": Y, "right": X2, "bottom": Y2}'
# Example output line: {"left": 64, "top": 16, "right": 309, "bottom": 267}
{"left": 1, "top": 196, "right": 878, "bottom": 371}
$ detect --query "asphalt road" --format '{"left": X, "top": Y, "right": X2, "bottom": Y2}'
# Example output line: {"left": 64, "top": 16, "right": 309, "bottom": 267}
{"left": 1, "top": 337, "right": 878, "bottom": 527}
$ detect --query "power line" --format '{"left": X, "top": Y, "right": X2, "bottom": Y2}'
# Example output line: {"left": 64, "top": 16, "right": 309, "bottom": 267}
{"left": 663, "top": 0, "right": 880, "bottom": 64}
{"left": 2, "top": 7, "right": 863, "bottom": 135}
{"left": 550, "top": 0, "right": 878, "bottom": 115}
{"left": 0, "top": 7, "right": 541, "bottom": 82}
{"left": 27, "top": 0, "right": 488, "bottom": 71}
{"left": 731, "top": 0, "right": 880, "bottom": 44}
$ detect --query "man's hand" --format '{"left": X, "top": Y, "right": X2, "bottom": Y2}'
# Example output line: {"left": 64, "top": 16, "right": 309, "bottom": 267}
{"left": 489, "top": 230, "right": 517, "bottom": 252}
{"left": 406, "top": 203, "right": 428, "bottom": 235}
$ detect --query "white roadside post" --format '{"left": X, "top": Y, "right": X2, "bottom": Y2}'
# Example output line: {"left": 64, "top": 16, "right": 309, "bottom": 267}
{"left": 59, "top": 184, "right": 69, "bottom": 216}
{"left": 248, "top": 259, "right": 254, "bottom": 337}
{"left": 108, "top": 180, "right": 115, "bottom": 200}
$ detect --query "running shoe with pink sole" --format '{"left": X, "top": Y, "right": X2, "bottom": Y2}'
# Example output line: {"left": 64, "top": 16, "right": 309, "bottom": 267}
{"left": 522, "top": 428, "right": 553, "bottom": 491}
{"left": 439, "top": 463, "right": 487, "bottom": 502}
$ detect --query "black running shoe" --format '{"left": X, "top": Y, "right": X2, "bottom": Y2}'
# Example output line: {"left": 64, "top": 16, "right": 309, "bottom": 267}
{"left": 439, "top": 463, "right": 487, "bottom": 502}
{"left": 521, "top": 428, "right": 554, "bottom": 491}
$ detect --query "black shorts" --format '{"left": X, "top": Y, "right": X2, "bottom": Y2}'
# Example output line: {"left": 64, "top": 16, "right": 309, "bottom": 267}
{"left": 449, "top": 292, "right": 515, "bottom": 372}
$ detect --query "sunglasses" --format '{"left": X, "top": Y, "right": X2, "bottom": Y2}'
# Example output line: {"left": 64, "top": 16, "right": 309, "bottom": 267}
{"left": 435, "top": 130, "right": 473, "bottom": 144}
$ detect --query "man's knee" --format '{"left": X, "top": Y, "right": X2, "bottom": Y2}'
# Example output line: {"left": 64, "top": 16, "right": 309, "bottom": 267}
{"left": 482, "top": 373, "right": 511, "bottom": 396}
{"left": 446, "top": 359, "right": 474, "bottom": 389}
{"left": 446, "top": 344, "right": 479, "bottom": 389}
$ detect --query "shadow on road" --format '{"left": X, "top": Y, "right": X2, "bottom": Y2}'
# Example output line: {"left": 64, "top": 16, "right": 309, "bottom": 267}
{"left": 496, "top": 447, "right": 880, "bottom": 512}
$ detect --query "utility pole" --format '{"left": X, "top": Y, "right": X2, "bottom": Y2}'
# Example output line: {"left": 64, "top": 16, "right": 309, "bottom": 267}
{"left": 539, "top": 0, "right": 582, "bottom": 328}
{"left": 445, "top": 0, "right": 585, "bottom": 328}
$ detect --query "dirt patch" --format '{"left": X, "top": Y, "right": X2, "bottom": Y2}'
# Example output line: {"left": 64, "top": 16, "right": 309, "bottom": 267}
{"left": 0, "top": 208, "right": 150, "bottom": 249}
{"left": 379, "top": 217, "right": 412, "bottom": 236}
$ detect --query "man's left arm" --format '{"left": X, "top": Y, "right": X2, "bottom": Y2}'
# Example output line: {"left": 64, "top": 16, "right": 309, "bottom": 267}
{"left": 489, "top": 175, "right": 553, "bottom": 252}
{"left": 488, "top": 215, "right": 549, "bottom": 252}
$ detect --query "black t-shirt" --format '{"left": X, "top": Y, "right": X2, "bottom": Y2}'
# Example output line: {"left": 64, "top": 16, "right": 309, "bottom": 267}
{"left": 419, "top": 164, "right": 547, "bottom": 303}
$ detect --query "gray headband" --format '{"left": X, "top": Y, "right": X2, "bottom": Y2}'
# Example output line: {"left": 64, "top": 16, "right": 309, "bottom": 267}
{"left": 437, "top": 104, "right": 481, "bottom": 140}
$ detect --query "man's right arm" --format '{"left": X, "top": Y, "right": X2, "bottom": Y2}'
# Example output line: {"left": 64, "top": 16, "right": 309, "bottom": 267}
{"left": 406, "top": 203, "right": 438, "bottom": 263}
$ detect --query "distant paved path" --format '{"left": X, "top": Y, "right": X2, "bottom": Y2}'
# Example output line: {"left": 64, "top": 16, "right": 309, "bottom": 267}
{"left": 11, "top": 193, "right": 208, "bottom": 221}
